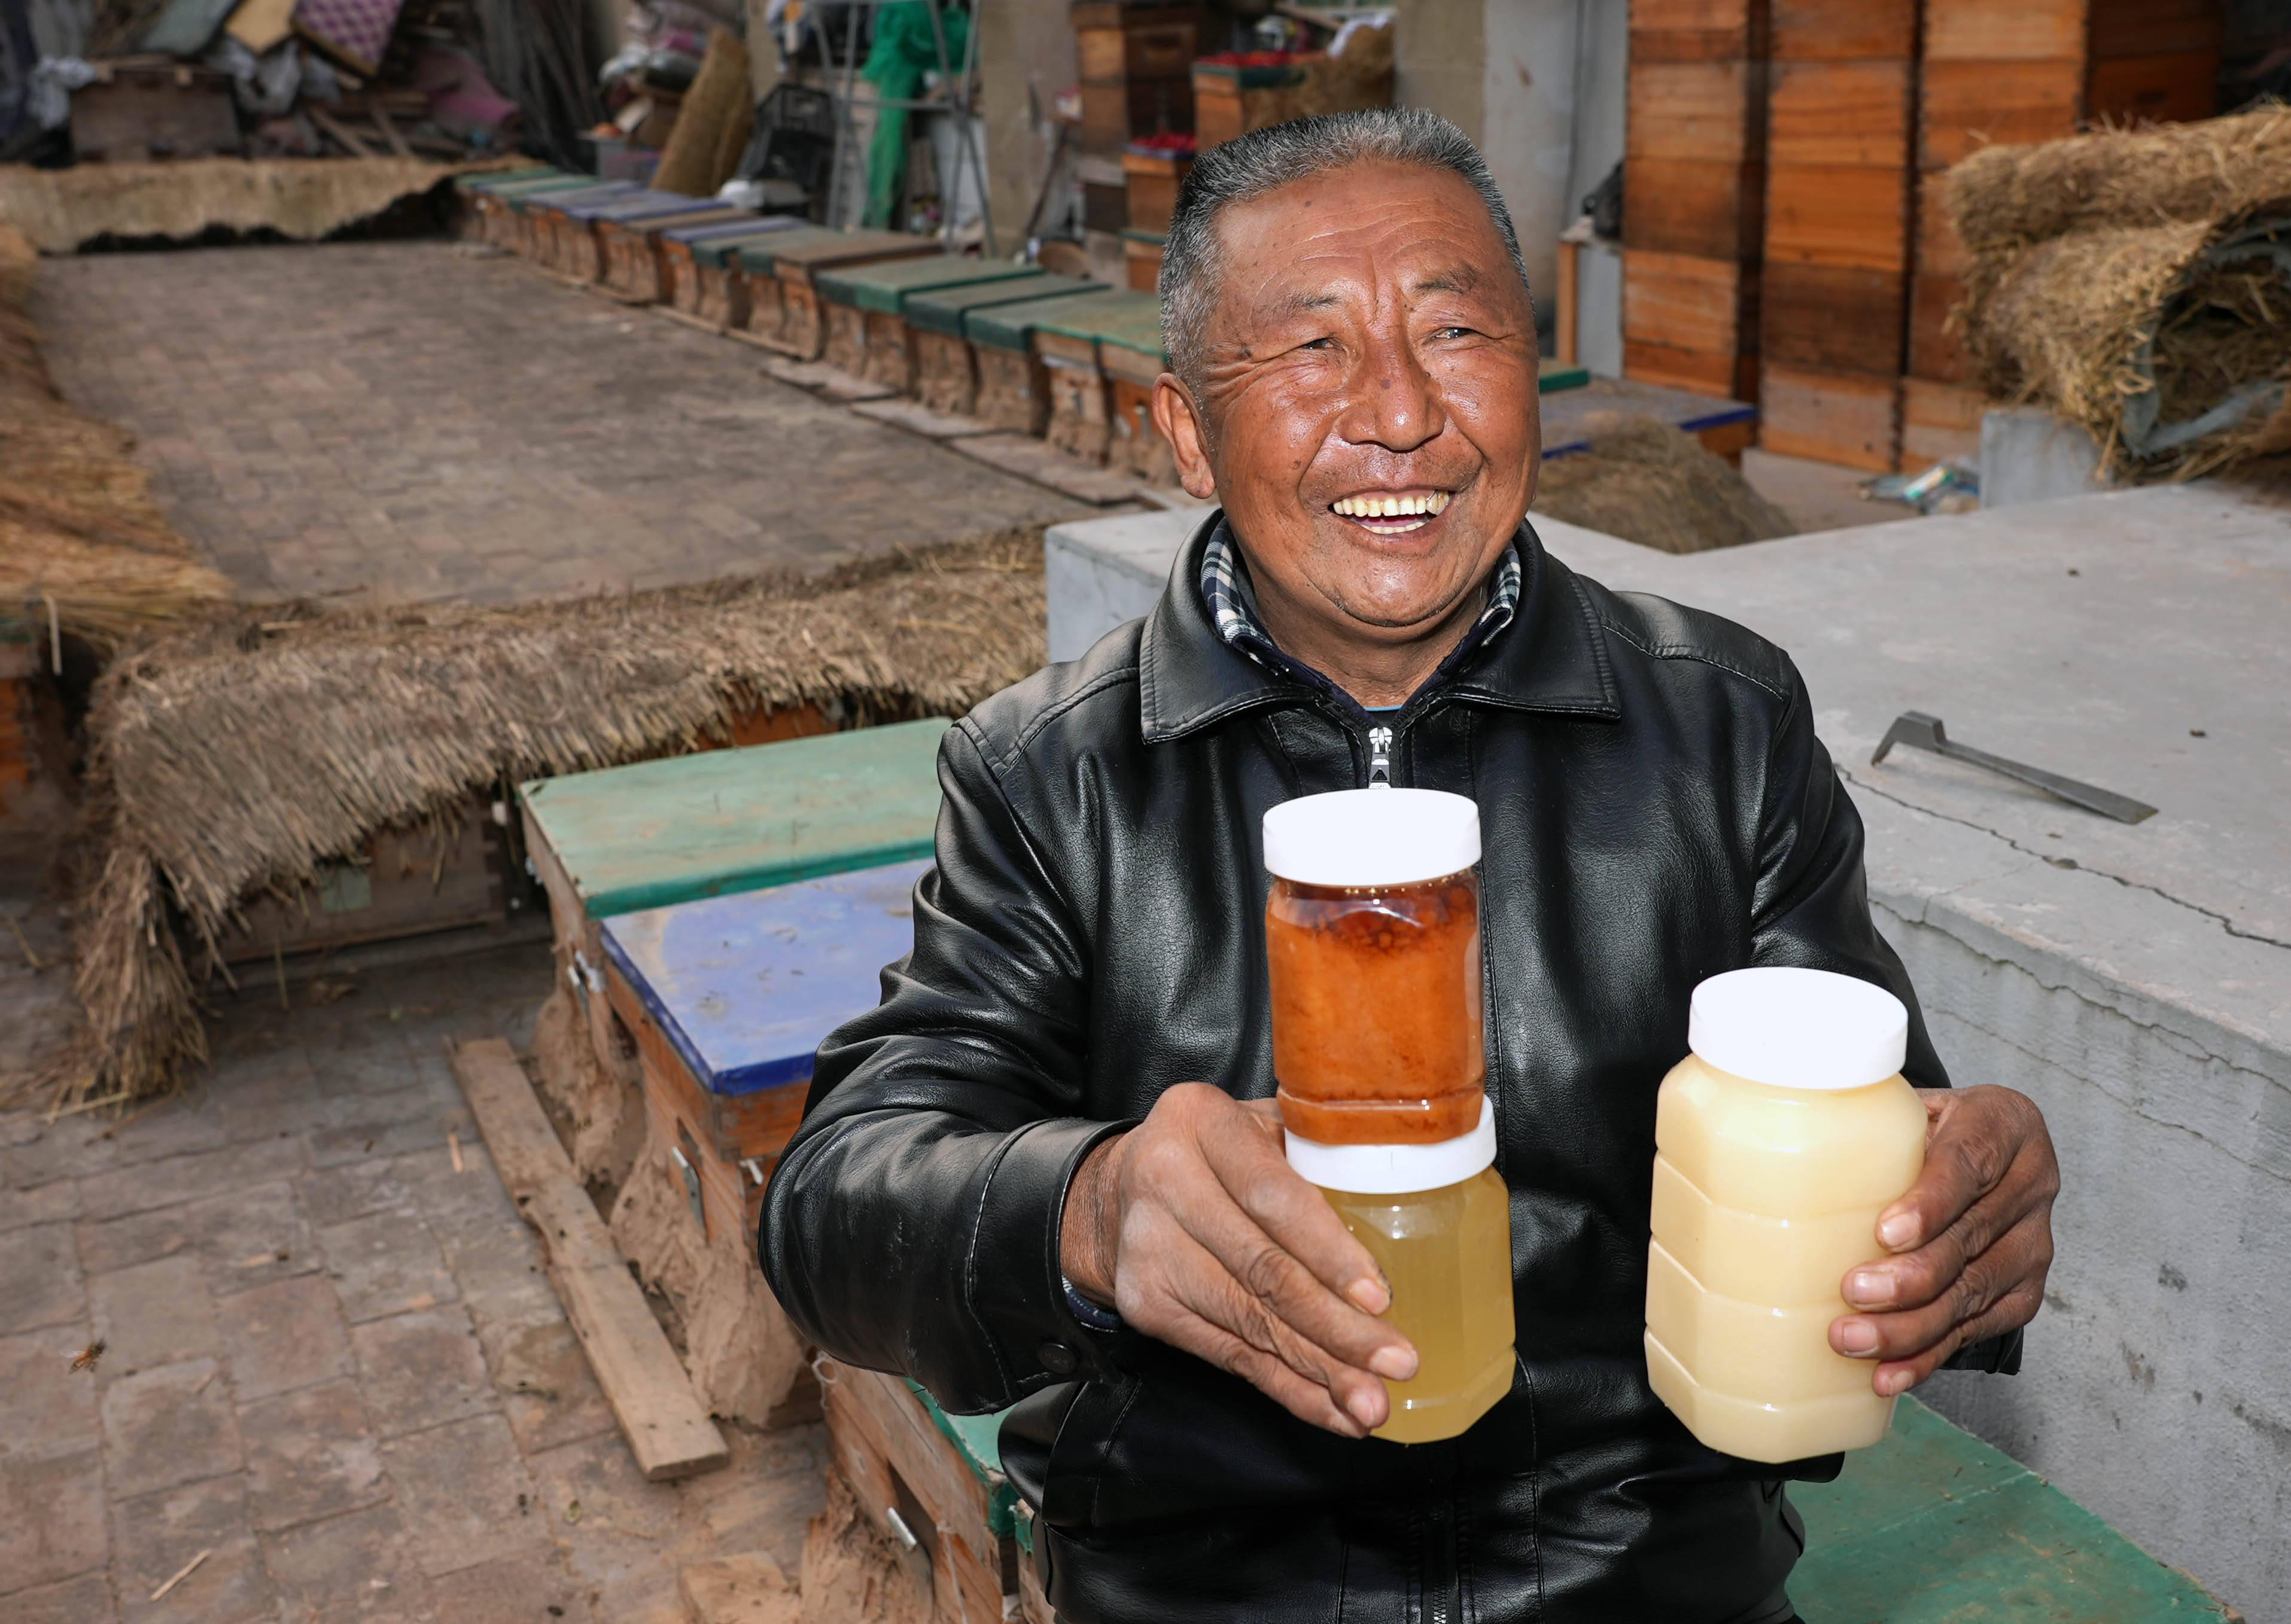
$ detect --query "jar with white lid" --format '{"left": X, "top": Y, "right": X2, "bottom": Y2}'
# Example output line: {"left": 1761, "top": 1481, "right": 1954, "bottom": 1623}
{"left": 1645, "top": 966, "right": 1928, "bottom": 1462}
{"left": 1264, "top": 787, "right": 1515, "bottom": 1443}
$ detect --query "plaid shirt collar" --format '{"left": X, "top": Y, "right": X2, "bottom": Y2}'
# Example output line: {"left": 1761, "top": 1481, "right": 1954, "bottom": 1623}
{"left": 1198, "top": 519, "right": 1523, "bottom": 719}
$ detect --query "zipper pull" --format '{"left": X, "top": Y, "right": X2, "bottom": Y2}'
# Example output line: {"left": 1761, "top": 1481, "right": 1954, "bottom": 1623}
{"left": 1367, "top": 725, "right": 1394, "bottom": 788}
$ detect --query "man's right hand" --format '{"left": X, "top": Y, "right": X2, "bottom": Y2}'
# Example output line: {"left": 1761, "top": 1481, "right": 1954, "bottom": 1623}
{"left": 1059, "top": 1083, "right": 1419, "bottom": 1437}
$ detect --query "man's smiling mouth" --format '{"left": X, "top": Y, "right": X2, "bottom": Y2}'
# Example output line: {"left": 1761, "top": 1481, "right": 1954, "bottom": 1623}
{"left": 1330, "top": 490, "right": 1453, "bottom": 534}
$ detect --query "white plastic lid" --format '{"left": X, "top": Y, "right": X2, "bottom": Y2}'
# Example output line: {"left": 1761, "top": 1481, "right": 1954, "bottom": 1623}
{"left": 1687, "top": 968, "right": 1907, "bottom": 1091}
{"left": 1261, "top": 788, "right": 1481, "bottom": 889}
{"left": 1284, "top": 1094, "right": 1496, "bottom": 1193}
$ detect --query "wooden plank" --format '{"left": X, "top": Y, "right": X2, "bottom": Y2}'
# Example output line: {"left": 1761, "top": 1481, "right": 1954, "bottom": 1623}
{"left": 1623, "top": 250, "right": 1742, "bottom": 355}
{"left": 450, "top": 1038, "right": 729, "bottom": 1482}
{"left": 1629, "top": 60, "right": 1754, "bottom": 163}
{"left": 1768, "top": 60, "right": 1909, "bottom": 169}
{"left": 1760, "top": 260, "right": 1906, "bottom": 375}
{"left": 1923, "top": 0, "right": 2087, "bottom": 62}
{"left": 1759, "top": 363, "right": 1898, "bottom": 470}
{"left": 1628, "top": 0, "right": 1755, "bottom": 60}
{"left": 1770, "top": 0, "right": 1914, "bottom": 60}
{"left": 2088, "top": 52, "right": 2221, "bottom": 125}
{"left": 1900, "top": 376, "right": 1987, "bottom": 466}
{"left": 1919, "top": 59, "right": 2081, "bottom": 169}
{"left": 1622, "top": 157, "right": 1763, "bottom": 260}
{"left": 1915, "top": 174, "right": 1966, "bottom": 279}
{"left": 1766, "top": 163, "right": 1908, "bottom": 270}
{"left": 2088, "top": 0, "right": 2224, "bottom": 62}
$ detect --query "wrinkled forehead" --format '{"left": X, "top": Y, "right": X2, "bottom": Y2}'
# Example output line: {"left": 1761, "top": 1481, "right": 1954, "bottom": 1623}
{"left": 1204, "top": 162, "right": 1526, "bottom": 333}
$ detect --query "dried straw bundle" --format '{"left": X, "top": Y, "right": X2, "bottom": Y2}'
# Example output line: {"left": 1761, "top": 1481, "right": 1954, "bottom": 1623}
{"left": 1533, "top": 416, "right": 1795, "bottom": 554}
{"left": 1946, "top": 110, "right": 2291, "bottom": 482}
{"left": 44, "top": 531, "right": 1049, "bottom": 1108}
{"left": 0, "top": 226, "right": 232, "bottom": 648}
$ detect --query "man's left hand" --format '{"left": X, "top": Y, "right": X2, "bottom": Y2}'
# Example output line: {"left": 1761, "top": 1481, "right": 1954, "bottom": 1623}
{"left": 1829, "top": 1084, "right": 2059, "bottom": 1395}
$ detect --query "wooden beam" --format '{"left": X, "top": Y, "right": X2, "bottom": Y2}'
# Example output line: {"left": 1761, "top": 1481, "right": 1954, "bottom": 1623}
{"left": 370, "top": 105, "right": 415, "bottom": 160}
{"left": 307, "top": 105, "right": 375, "bottom": 158}
{"left": 449, "top": 1036, "right": 729, "bottom": 1482}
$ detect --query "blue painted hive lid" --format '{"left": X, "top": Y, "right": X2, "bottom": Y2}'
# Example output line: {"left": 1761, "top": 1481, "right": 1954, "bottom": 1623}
{"left": 600, "top": 857, "right": 931, "bottom": 1096}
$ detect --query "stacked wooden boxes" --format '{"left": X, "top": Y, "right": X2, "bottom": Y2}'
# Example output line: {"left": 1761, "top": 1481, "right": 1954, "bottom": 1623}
{"left": 1031, "top": 291, "right": 1162, "bottom": 465}
{"left": 1758, "top": 0, "right": 1918, "bottom": 472}
{"left": 905, "top": 273, "right": 1110, "bottom": 418}
{"left": 1191, "top": 35, "right": 1395, "bottom": 151}
{"left": 815, "top": 258, "right": 1047, "bottom": 391}
{"left": 1620, "top": 0, "right": 1768, "bottom": 403}
{"left": 1906, "top": 0, "right": 2085, "bottom": 462}
{"left": 1075, "top": 4, "right": 1204, "bottom": 157}
{"left": 1119, "top": 139, "right": 1190, "bottom": 292}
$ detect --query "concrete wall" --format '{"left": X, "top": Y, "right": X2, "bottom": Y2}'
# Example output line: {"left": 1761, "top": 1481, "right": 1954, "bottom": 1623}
{"left": 976, "top": 0, "right": 1079, "bottom": 251}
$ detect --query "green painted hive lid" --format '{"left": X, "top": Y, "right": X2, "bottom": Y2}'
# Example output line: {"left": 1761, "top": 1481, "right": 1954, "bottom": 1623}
{"left": 965, "top": 287, "right": 1143, "bottom": 352}
{"left": 1040, "top": 292, "right": 1166, "bottom": 363}
{"left": 905, "top": 272, "right": 1109, "bottom": 337}
{"left": 519, "top": 717, "right": 951, "bottom": 919}
{"left": 734, "top": 224, "right": 848, "bottom": 274}
{"left": 689, "top": 219, "right": 808, "bottom": 267}
{"left": 456, "top": 168, "right": 564, "bottom": 194}
{"left": 815, "top": 257, "right": 1044, "bottom": 315}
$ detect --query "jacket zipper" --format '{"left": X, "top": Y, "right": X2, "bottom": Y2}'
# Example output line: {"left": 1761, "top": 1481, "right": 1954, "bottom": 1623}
{"left": 1367, "top": 725, "right": 1394, "bottom": 788}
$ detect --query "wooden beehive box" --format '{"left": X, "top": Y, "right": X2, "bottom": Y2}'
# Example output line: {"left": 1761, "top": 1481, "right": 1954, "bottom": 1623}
{"left": 733, "top": 227, "right": 850, "bottom": 347}
{"left": 594, "top": 199, "right": 747, "bottom": 300}
{"left": 0, "top": 635, "right": 72, "bottom": 890}
{"left": 598, "top": 857, "right": 930, "bottom": 1246}
{"left": 1092, "top": 303, "right": 1177, "bottom": 485}
{"left": 456, "top": 169, "right": 572, "bottom": 244}
{"left": 905, "top": 272, "right": 1105, "bottom": 419}
{"left": 220, "top": 796, "right": 507, "bottom": 963}
{"left": 526, "top": 184, "right": 644, "bottom": 275}
{"left": 1031, "top": 291, "right": 1160, "bottom": 465}
{"left": 761, "top": 231, "right": 942, "bottom": 361}
{"left": 820, "top": 1361, "right": 1036, "bottom": 1624}
{"left": 962, "top": 288, "right": 1124, "bottom": 436}
{"left": 1120, "top": 144, "right": 1191, "bottom": 235}
{"left": 662, "top": 217, "right": 804, "bottom": 320}
{"left": 816, "top": 257, "right": 1047, "bottom": 392}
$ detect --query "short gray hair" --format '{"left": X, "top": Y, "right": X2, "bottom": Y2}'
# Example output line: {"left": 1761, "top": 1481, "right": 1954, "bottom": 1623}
{"left": 1158, "top": 108, "right": 1532, "bottom": 394}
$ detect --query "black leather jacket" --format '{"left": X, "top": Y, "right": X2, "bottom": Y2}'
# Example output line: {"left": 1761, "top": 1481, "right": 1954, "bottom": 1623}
{"left": 763, "top": 515, "right": 2000, "bottom": 1623}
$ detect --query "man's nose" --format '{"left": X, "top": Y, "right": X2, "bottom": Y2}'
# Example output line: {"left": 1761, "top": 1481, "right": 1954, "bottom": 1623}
{"left": 1334, "top": 325, "right": 1445, "bottom": 455}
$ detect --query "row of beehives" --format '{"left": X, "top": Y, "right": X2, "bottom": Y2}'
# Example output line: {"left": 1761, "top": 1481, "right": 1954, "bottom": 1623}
{"left": 453, "top": 168, "right": 1181, "bottom": 488}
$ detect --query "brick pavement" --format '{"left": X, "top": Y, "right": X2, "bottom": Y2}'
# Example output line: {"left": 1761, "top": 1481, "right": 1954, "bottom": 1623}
{"left": 32, "top": 241, "right": 1087, "bottom": 605}
{"left": 0, "top": 942, "right": 827, "bottom": 1623}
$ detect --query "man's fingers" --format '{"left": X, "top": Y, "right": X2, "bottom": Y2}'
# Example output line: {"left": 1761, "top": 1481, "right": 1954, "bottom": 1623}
{"left": 1868, "top": 1278, "right": 2046, "bottom": 1397}
{"left": 1151, "top": 1301, "right": 1379, "bottom": 1436}
{"left": 1193, "top": 1108, "right": 1394, "bottom": 1313}
{"left": 1831, "top": 1215, "right": 2050, "bottom": 1370}
{"left": 1874, "top": 1087, "right": 2044, "bottom": 1254}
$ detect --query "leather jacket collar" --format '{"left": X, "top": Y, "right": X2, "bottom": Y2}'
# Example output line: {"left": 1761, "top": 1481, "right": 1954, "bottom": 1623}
{"left": 1139, "top": 507, "right": 1623, "bottom": 744}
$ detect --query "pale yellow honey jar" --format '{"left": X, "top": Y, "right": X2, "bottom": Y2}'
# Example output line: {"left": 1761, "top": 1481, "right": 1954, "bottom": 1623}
{"left": 1644, "top": 967, "right": 1927, "bottom": 1462}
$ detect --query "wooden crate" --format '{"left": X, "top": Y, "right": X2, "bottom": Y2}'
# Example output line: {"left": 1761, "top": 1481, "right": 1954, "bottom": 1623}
{"left": 2088, "top": 0, "right": 2222, "bottom": 124}
{"left": 1102, "top": 340, "right": 1175, "bottom": 485}
{"left": 1121, "top": 230, "right": 1163, "bottom": 293}
{"left": 1621, "top": 250, "right": 1755, "bottom": 399}
{"left": 1121, "top": 147, "right": 1190, "bottom": 235}
{"left": 600, "top": 207, "right": 752, "bottom": 302}
{"left": 964, "top": 288, "right": 1129, "bottom": 438}
{"left": 912, "top": 329, "right": 979, "bottom": 416}
{"left": 821, "top": 1361, "right": 1023, "bottom": 1624}
{"left": 1032, "top": 292, "right": 1161, "bottom": 466}
{"left": 769, "top": 233, "right": 942, "bottom": 361}
{"left": 1074, "top": 1, "right": 1203, "bottom": 153}
{"left": 222, "top": 796, "right": 506, "bottom": 963}
{"left": 905, "top": 272, "right": 1100, "bottom": 419}
{"left": 815, "top": 258, "right": 1049, "bottom": 393}
{"left": 660, "top": 220, "right": 793, "bottom": 317}
{"left": 975, "top": 346, "right": 1052, "bottom": 436}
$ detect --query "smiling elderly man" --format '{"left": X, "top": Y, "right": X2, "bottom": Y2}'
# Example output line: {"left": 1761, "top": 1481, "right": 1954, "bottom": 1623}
{"left": 761, "top": 110, "right": 2058, "bottom": 1623}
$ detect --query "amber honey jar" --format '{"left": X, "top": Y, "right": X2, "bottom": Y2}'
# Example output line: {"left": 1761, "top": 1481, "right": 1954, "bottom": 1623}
{"left": 1264, "top": 787, "right": 1515, "bottom": 1443}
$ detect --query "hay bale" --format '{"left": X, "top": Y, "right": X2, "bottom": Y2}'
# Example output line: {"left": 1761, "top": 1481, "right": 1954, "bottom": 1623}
{"left": 1946, "top": 109, "right": 2291, "bottom": 482}
{"left": 1948, "top": 105, "right": 2291, "bottom": 254}
{"left": 1532, "top": 416, "right": 1795, "bottom": 554}
{"left": 44, "top": 530, "right": 1047, "bottom": 1109}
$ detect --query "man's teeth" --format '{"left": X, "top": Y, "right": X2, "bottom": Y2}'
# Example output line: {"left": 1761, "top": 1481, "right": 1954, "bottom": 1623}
{"left": 1332, "top": 492, "right": 1452, "bottom": 518}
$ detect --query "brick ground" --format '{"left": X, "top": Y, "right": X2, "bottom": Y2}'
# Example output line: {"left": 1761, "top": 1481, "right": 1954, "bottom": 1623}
{"left": 0, "top": 942, "right": 827, "bottom": 1624}
{"left": 32, "top": 241, "right": 1087, "bottom": 605}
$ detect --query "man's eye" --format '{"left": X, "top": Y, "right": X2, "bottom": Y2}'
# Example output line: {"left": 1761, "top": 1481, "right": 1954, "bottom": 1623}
{"left": 1432, "top": 326, "right": 1477, "bottom": 340}
{"left": 1299, "top": 336, "right": 1335, "bottom": 350}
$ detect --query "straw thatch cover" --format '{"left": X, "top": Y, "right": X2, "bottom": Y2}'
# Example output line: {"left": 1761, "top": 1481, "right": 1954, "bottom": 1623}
{"left": 1947, "top": 107, "right": 2291, "bottom": 480}
{"left": 0, "top": 157, "right": 507, "bottom": 254}
{"left": 1, "top": 225, "right": 232, "bottom": 649}
{"left": 42, "top": 532, "right": 1048, "bottom": 1111}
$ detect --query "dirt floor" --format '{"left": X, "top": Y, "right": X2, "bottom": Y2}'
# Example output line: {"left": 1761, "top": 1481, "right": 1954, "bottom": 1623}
{"left": 0, "top": 936, "right": 828, "bottom": 1624}
{"left": 32, "top": 240, "right": 1088, "bottom": 606}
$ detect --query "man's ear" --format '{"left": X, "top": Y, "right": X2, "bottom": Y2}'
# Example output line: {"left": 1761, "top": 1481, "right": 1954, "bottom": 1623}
{"left": 1153, "top": 373, "right": 1218, "bottom": 501}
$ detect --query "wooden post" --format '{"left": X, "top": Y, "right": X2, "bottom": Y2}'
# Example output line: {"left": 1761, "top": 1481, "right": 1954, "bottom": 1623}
{"left": 1555, "top": 237, "right": 1581, "bottom": 368}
